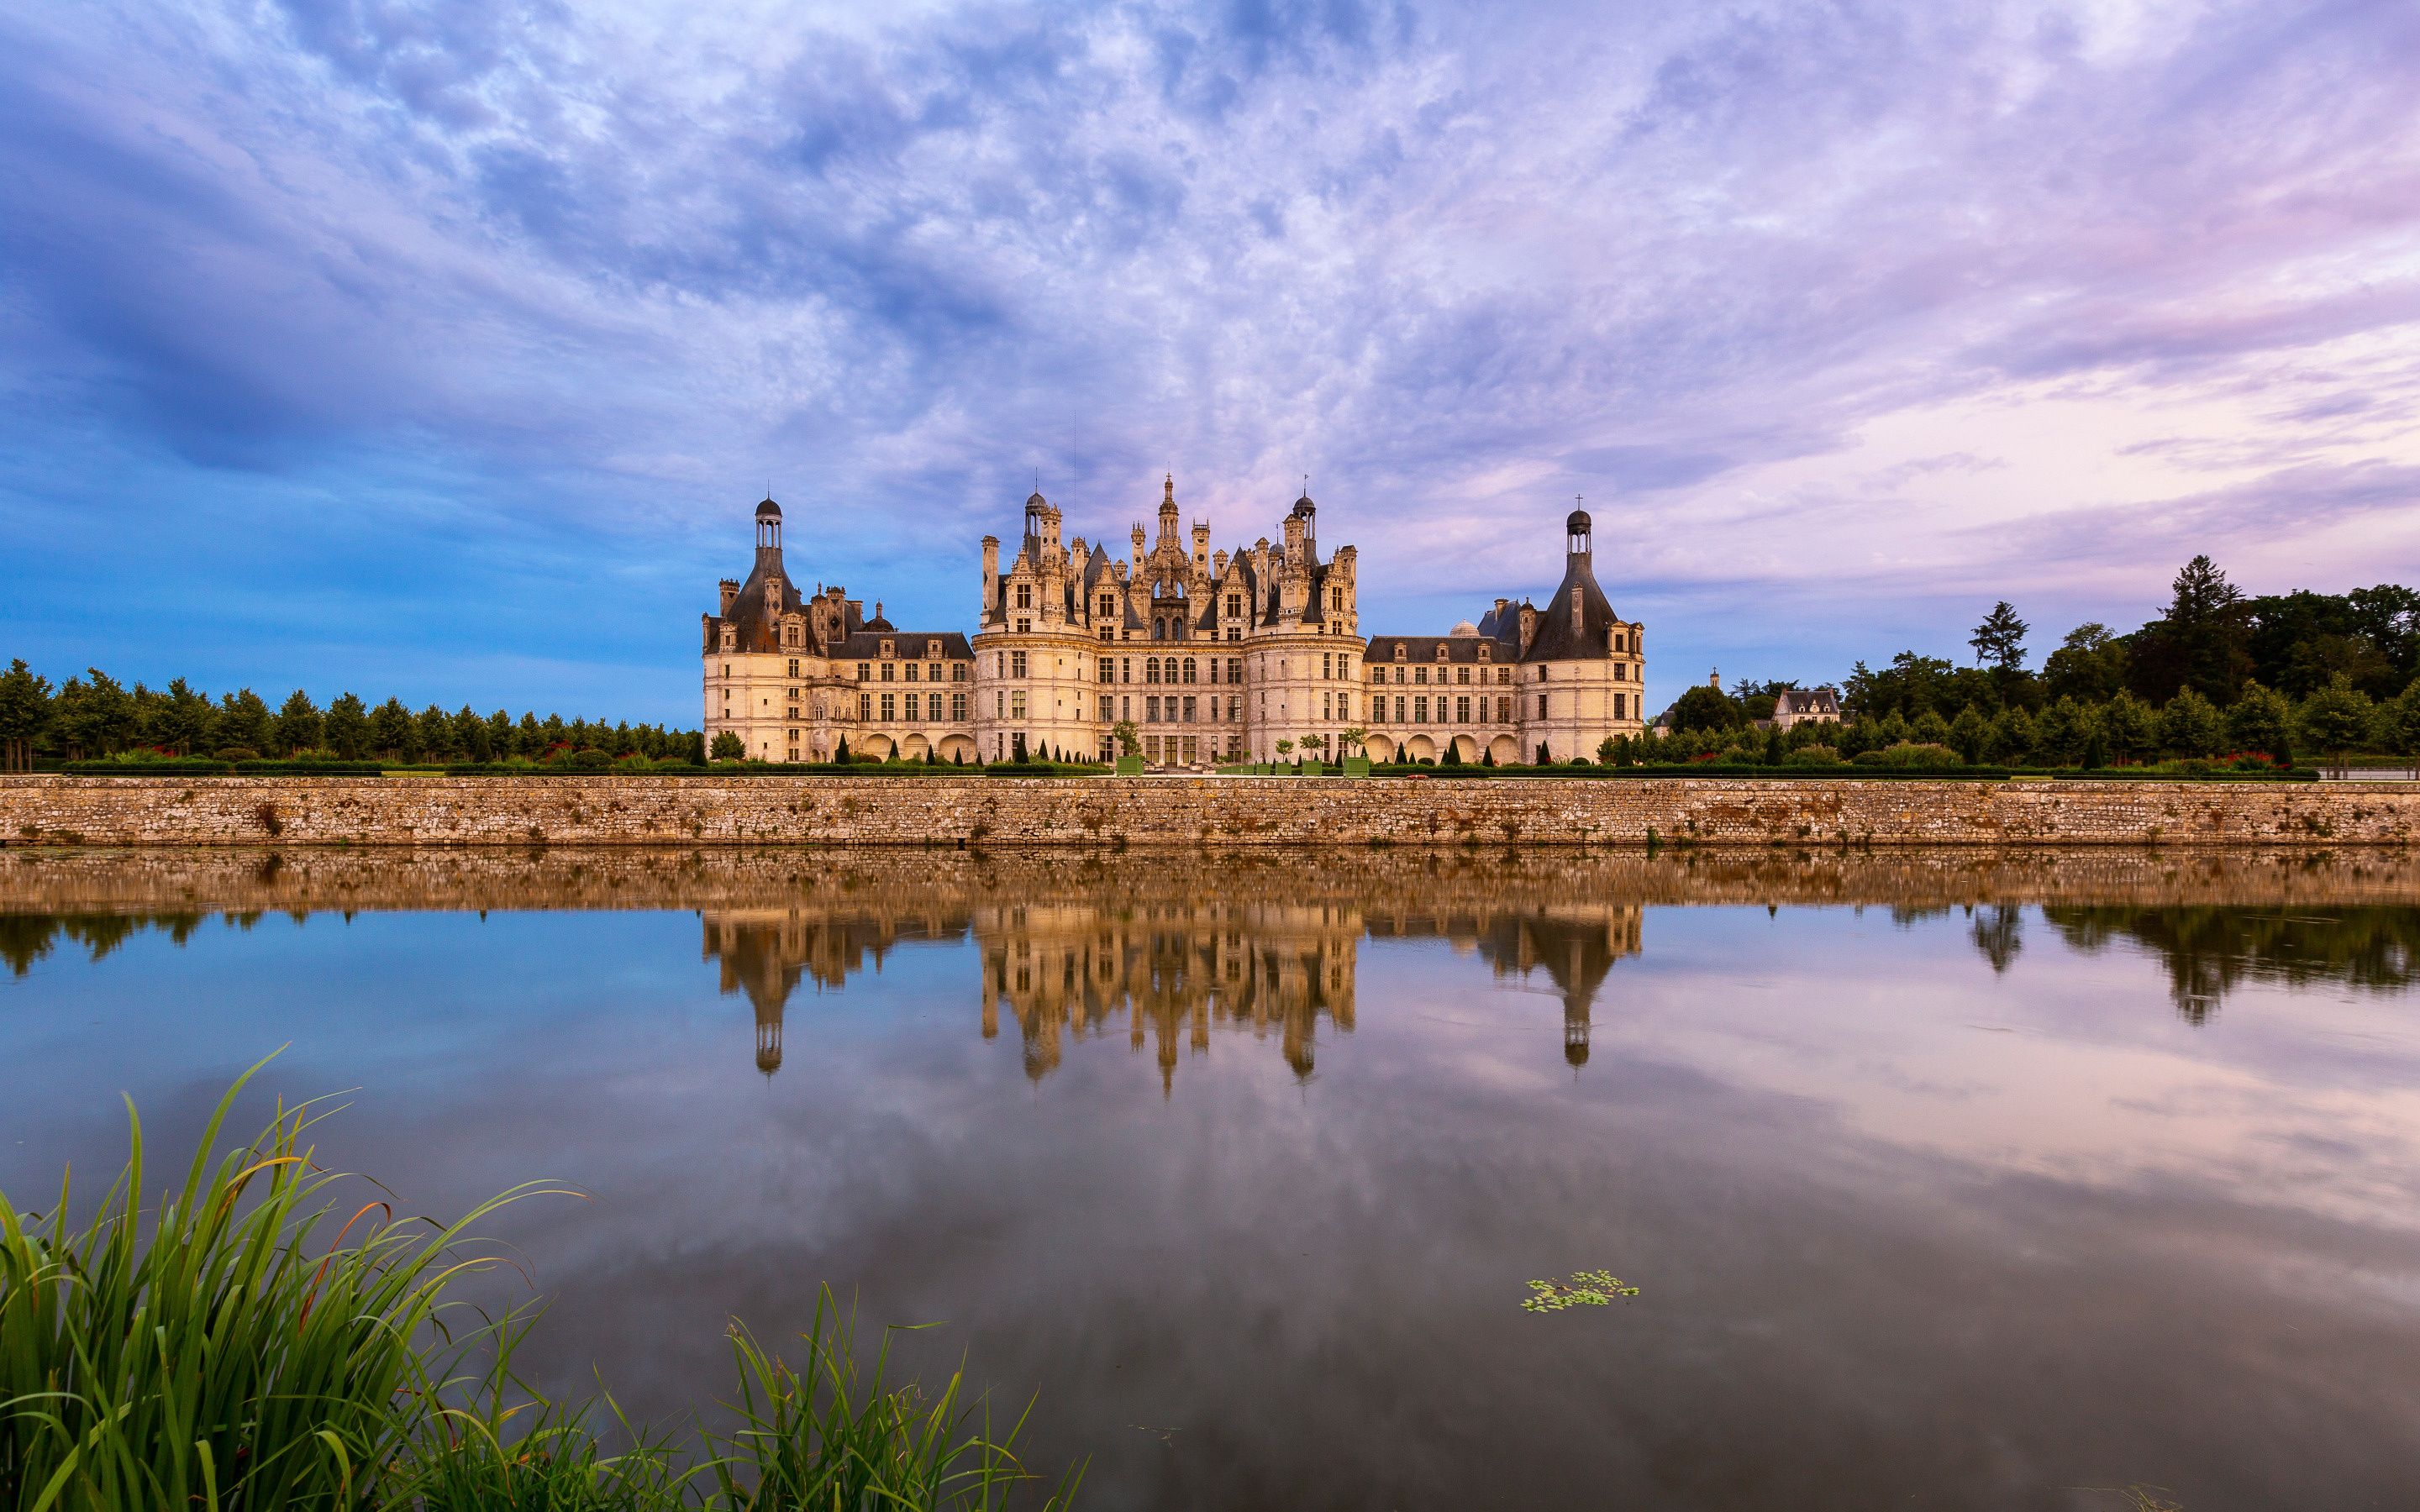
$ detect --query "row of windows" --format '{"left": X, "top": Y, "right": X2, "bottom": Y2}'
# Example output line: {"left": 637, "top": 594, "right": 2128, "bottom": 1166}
{"left": 1139, "top": 696, "right": 1239, "bottom": 723}
{"left": 857, "top": 662, "right": 967, "bottom": 683}
{"left": 1372, "top": 664, "right": 1512, "bottom": 686}
{"left": 854, "top": 692, "right": 970, "bottom": 722}
{"left": 1364, "top": 662, "right": 1634, "bottom": 685}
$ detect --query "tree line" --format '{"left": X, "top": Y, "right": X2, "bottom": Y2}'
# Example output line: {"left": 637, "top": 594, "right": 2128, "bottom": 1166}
{"left": 1664, "top": 556, "right": 2420, "bottom": 764}
{"left": 0, "top": 660, "right": 703, "bottom": 770}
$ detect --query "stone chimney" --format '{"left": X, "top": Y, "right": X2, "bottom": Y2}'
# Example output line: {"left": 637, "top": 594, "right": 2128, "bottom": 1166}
{"left": 719, "top": 579, "right": 740, "bottom": 614}
{"left": 981, "top": 536, "right": 999, "bottom": 621}
{"left": 1518, "top": 601, "right": 1538, "bottom": 652}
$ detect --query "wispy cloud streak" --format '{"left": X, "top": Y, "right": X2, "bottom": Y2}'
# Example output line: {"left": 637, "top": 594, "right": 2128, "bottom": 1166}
{"left": 3, "top": 0, "right": 2417, "bottom": 712}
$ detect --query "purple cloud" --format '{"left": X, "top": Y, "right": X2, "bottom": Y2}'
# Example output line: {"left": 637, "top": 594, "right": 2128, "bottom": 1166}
{"left": 3, "top": 0, "right": 2417, "bottom": 717}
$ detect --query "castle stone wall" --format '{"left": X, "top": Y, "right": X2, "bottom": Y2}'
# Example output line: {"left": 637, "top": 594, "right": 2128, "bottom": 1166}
{"left": 4, "top": 774, "right": 2417, "bottom": 849}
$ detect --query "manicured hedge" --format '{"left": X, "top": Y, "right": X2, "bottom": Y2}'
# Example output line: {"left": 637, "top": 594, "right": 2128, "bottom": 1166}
{"left": 58, "top": 759, "right": 388, "bottom": 776}
{"left": 61, "top": 760, "right": 235, "bottom": 776}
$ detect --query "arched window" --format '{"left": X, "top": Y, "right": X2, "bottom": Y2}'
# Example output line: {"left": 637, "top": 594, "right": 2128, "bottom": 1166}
{"left": 1181, "top": 659, "right": 1197, "bottom": 684}
{"left": 1155, "top": 619, "right": 1166, "bottom": 639}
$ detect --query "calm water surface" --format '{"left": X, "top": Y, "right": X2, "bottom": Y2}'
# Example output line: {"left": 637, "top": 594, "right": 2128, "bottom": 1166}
{"left": 4, "top": 847, "right": 2419, "bottom": 1510}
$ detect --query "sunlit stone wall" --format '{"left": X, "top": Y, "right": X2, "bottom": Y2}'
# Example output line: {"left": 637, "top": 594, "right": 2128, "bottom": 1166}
{"left": 9, "top": 843, "right": 2420, "bottom": 914}
{"left": 3, "top": 774, "right": 2417, "bottom": 850}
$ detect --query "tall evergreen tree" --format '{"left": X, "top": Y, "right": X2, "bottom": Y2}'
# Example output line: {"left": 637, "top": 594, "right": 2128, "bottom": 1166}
{"left": 155, "top": 679, "right": 218, "bottom": 755}
{"left": 2132, "top": 556, "right": 2254, "bottom": 705}
{"left": 271, "top": 689, "right": 323, "bottom": 754}
{"left": 1968, "top": 601, "right": 2029, "bottom": 669}
{"left": 0, "top": 659, "right": 51, "bottom": 770}
{"left": 324, "top": 693, "right": 369, "bottom": 759}
{"left": 215, "top": 689, "right": 271, "bottom": 754}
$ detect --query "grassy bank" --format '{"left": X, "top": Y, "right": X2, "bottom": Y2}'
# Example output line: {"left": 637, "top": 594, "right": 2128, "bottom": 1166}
{"left": 0, "top": 1063, "right": 1080, "bottom": 1510}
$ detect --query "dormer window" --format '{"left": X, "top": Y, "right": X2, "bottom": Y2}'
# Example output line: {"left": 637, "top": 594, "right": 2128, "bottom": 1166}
{"left": 1016, "top": 582, "right": 1032, "bottom": 609}
{"left": 1434, "top": 643, "right": 1448, "bottom": 661}
{"left": 927, "top": 640, "right": 941, "bottom": 659}
{"left": 1393, "top": 645, "right": 1407, "bottom": 663}
{"left": 881, "top": 639, "right": 894, "bottom": 658}
{"left": 1478, "top": 644, "right": 1491, "bottom": 662}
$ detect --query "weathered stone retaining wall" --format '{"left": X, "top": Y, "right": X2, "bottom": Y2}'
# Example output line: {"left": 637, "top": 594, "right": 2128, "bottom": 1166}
{"left": 8, "top": 843, "right": 2419, "bottom": 915}
{"left": 4, "top": 774, "right": 2417, "bottom": 848}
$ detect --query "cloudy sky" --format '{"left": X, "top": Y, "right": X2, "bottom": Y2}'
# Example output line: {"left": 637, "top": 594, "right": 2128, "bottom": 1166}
{"left": 5, "top": 0, "right": 2417, "bottom": 722}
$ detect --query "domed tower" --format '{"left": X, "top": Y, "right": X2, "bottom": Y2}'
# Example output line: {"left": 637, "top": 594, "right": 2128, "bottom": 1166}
{"left": 1512, "top": 499, "right": 1644, "bottom": 762}
{"left": 756, "top": 496, "right": 783, "bottom": 558}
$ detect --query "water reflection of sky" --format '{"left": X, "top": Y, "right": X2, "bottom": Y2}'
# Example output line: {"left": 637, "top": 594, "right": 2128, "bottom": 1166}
{"left": 5, "top": 865, "right": 2420, "bottom": 1510}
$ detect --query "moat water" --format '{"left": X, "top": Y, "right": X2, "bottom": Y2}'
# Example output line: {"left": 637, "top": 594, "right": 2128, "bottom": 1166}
{"left": 5, "top": 847, "right": 2419, "bottom": 1510}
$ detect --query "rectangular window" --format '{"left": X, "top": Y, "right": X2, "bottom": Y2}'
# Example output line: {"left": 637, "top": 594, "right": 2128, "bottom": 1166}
{"left": 1414, "top": 696, "right": 1428, "bottom": 722}
{"left": 1456, "top": 696, "right": 1470, "bottom": 723}
{"left": 1323, "top": 692, "right": 1332, "bottom": 719}
{"left": 1228, "top": 659, "right": 1241, "bottom": 683}
{"left": 1016, "top": 618, "right": 1031, "bottom": 634}
{"left": 1615, "top": 693, "right": 1627, "bottom": 719}
{"left": 1393, "top": 696, "right": 1405, "bottom": 722}
{"left": 1228, "top": 696, "right": 1239, "bottom": 722}
{"left": 1615, "top": 664, "right": 1627, "bottom": 680}
{"left": 1121, "top": 696, "right": 1130, "bottom": 719}
{"left": 1227, "top": 594, "right": 1240, "bottom": 617}
{"left": 1539, "top": 694, "right": 1549, "bottom": 717}
{"left": 929, "top": 662, "right": 941, "bottom": 681}
{"left": 1456, "top": 668, "right": 1470, "bottom": 685}
{"left": 1016, "top": 582, "right": 1031, "bottom": 608}
{"left": 1011, "top": 650, "right": 1028, "bottom": 678}
{"left": 1182, "top": 696, "right": 1197, "bottom": 722}
{"left": 953, "top": 693, "right": 968, "bottom": 721}
{"left": 1146, "top": 735, "right": 1160, "bottom": 763}
{"left": 880, "top": 693, "right": 895, "bottom": 721}
{"left": 786, "top": 659, "right": 799, "bottom": 677}
{"left": 995, "top": 690, "right": 1004, "bottom": 717}
{"left": 1497, "top": 696, "right": 1511, "bottom": 723}
{"left": 856, "top": 664, "right": 870, "bottom": 681}
{"left": 881, "top": 663, "right": 894, "bottom": 682}
{"left": 1322, "top": 653, "right": 1332, "bottom": 679}
{"left": 1182, "top": 736, "right": 1197, "bottom": 764}
{"left": 1497, "top": 668, "right": 1510, "bottom": 685}
{"left": 904, "top": 663, "right": 918, "bottom": 682}
{"left": 1099, "top": 694, "right": 1113, "bottom": 720}
{"left": 954, "top": 663, "right": 968, "bottom": 681}
{"left": 1011, "top": 690, "right": 1027, "bottom": 718}
{"left": 1227, "top": 627, "right": 1239, "bottom": 643}
{"left": 1099, "top": 657, "right": 1114, "bottom": 683}
{"left": 858, "top": 692, "right": 871, "bottom": 721}
{"left": 1414, "top": 668, "right": 1428, "bottom": 685}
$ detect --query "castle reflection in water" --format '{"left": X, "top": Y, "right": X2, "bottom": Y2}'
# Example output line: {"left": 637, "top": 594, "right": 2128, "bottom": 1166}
{"left": 703, "top": 895, "right": 1641, "bottom": 1087}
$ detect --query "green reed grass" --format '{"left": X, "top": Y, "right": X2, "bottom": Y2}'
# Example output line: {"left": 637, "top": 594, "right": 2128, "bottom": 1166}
{"left": 707, "top": 1299, "right": 1077, "bottom": 1512}
{"left": 0, "top": 1063, "right": 1079, "bottom": 1511}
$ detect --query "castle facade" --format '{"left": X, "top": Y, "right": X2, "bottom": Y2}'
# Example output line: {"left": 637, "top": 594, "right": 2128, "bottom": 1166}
{"left": 700, "top": 480, "right": 1644, "bottom": 767}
